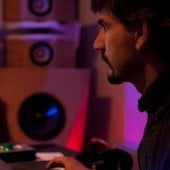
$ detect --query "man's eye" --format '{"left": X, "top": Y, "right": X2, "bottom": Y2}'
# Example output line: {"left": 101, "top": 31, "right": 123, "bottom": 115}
{"left": 103, "top": 25, "right": 110, "bottom": 32}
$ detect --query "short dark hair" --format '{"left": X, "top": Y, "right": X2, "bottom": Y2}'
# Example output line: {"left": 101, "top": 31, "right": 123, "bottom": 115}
{"left": 91, "top": 0, "right": 170, "bottom": 61}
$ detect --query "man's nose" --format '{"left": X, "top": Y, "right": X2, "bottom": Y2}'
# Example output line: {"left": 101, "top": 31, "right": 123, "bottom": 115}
{"left": 93, "top": 32, "right": 105, "bottom": 50}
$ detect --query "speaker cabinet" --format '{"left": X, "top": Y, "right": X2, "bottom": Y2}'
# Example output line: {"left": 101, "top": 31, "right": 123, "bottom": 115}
{"left": 0, "top": 69, "right": 90, "bottom": 151}
{"left": 4, "top": 22, "right": 80, "bottom": 69}
{"left": 4, "top": 0, "right": 77, "bottom": 22}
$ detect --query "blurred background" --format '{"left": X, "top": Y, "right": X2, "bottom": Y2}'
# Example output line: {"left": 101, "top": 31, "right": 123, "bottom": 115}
{"left": 0, "top": 0, "right": 147, "bottom": 166}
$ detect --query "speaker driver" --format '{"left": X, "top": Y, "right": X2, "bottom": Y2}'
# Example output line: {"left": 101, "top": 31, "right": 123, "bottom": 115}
{"left": 28, "top": 0, "right": 52, "bottom": 16}
{"left": 29, "top": 41, "right": 53, "bottom": 67}
{"left": 18, "top": 93, "right": 66, "bottom": 141}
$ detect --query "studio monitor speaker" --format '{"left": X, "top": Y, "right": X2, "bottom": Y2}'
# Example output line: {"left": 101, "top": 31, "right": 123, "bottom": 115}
{"left": 0, "top": 69, "right": 90, "bottom": 151}
{"left": 4, "top": 0, "right": 77, "bottom": 22}
{"left": 4, "top": 22, "right": 80, "bottom": 69}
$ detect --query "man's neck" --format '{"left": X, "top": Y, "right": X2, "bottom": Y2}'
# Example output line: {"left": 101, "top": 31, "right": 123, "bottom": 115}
{"left": 133, "top": 61, "right": 165, "bottom": 94}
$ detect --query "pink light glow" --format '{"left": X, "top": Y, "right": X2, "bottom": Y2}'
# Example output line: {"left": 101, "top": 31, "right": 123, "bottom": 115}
{"left": 124, "top": 83, "right": 147, "bottom": 150}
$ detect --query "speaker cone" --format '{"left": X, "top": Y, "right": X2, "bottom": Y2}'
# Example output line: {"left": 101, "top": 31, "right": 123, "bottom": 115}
{"left": 18, "top": 93, "right": 66, "bottom": 141}
{"left": 28, "top": 0, "right": 52, "bottom": 16}
{"left": 29, "top": 41, "right": 53, "bottom": 67}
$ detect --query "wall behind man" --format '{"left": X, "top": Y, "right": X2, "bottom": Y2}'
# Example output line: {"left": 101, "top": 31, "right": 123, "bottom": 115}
{"left": 0, "top": 0, "right": 5, "bottom": 67}
{"left": 0, "top": 0, "right": 2, "bottom": 26}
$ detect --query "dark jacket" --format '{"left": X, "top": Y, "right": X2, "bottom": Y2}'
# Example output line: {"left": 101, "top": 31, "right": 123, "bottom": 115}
{"left": 138, "top": 67, "right": 170, "bottom": 170}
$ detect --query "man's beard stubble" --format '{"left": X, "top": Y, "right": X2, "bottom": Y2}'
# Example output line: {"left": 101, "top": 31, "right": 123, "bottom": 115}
{"left": 102, "top": 53, "right": 123, "bottom": 84}
{"left": 107, "top": 73, "right": 123, "bottom": 84}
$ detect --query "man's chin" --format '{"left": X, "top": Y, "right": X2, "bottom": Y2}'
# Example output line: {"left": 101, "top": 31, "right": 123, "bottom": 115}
{"left": 107, "top": 75, "right": 123, "bottom": 84}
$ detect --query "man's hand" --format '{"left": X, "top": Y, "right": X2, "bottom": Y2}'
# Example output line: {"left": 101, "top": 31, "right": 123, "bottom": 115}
{"left": 46, "top": 156, "right": 90, "bottom": 170}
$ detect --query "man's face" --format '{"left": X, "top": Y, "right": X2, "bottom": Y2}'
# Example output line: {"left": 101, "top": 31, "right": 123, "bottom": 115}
{"left": 93, "top": 11, "right": 143, "bottom": 84}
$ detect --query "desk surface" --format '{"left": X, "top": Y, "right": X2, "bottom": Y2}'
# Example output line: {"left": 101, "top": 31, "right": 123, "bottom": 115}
{"left": 32, "top": 144, "right": 78, "bottom": 156}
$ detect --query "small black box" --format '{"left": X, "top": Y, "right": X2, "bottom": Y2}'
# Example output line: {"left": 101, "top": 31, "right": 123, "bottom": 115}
{"left": 0, "top": 143, "right": 36, "bottom": 163}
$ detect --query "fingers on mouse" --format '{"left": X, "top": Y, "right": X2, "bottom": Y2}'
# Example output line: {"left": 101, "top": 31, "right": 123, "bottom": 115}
{"left": 46, "top": 162, "right": 65, "bottom": 170}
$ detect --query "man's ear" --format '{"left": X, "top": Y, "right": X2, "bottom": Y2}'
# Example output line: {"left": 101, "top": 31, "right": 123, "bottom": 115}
{"left": 135, "top": 22, "right": 149, "bottom": 50}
